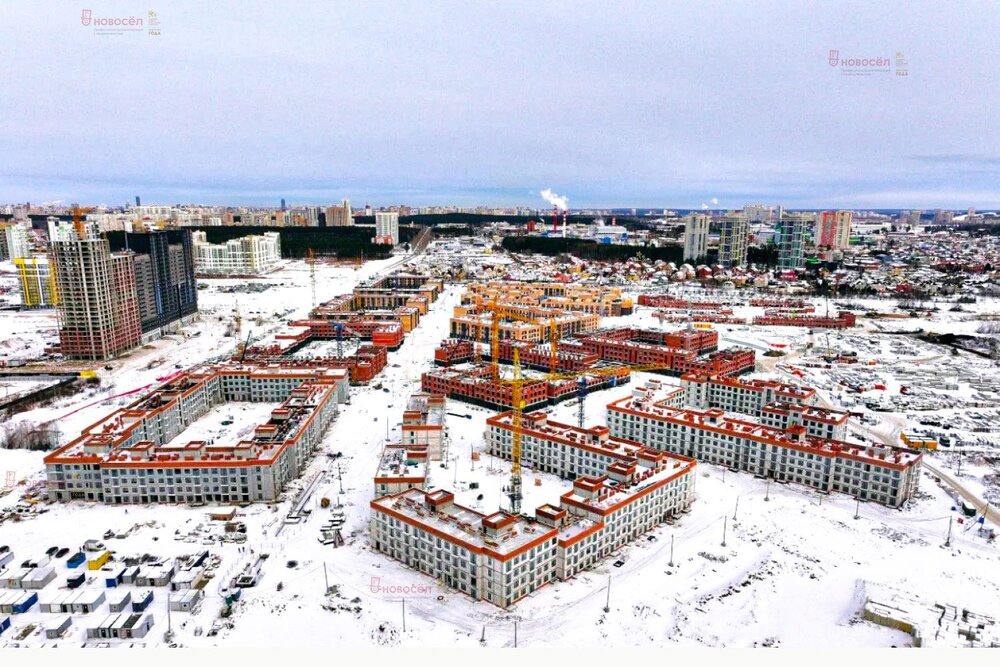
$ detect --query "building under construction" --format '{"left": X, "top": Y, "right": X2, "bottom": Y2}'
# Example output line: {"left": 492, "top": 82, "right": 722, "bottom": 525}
{"left": 461, "top": 281, "right": 634, "bottom": 317}
{"left": 50, "top": 231, "right": 142, "bottom": 360}
{"left": 420, "top": 362, "right": 630, "bottom": 411}
{"left": 13, "top": 255, "right": 58, "bottom": 308}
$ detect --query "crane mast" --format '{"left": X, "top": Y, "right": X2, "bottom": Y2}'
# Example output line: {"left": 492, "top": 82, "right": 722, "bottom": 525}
{"left": 508, "top": 348, "right": 523, "bottom": 515}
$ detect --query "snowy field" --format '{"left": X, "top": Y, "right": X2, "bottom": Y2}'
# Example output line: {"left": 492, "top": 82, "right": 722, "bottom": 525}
{"left": 1, "top": 255, "right": 999, "bottom": 647}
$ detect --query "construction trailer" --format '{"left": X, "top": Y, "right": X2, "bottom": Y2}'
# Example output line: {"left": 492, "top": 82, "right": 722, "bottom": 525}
{"left": 0, "top": 591, "right": 35, "bottom": 614}
{"left": 169, "top": 588, "right": 203, "bottom": 612}
{"left": 66, "top": 552, "right": 86, "bottom": 569}
{"left": 20, "top": 566, "right": 56, "bottom": 590}
{"left": 0, "top": 615, "right": 10, "bottom": 636}
{"left": 70, "top": 589, "right": 106, "bottom": 613}
{"left": 108, "top": 590, "right": 132, "bottom": 613}
{"left": 131, "top": 590, "right": 153, "bottom": 612}
{"left": 87, "top": 612, "right": 153, "bottom": 640}
{"left": 169, "top": 566, "right": 205, "bottom": 591}
{"left": 0, "top": 567, "right": 29, "bottom": 589}
{"left": 134, "top": 565, "right": 174, "bottom": 587}
{"left": 87, "top": 551, "right": 112, "bottom": 571}
{"left": 121, "top": 566, "right": 141, "bottom": 585}
{"left": 104, "top": 567, "right": 126, "bottom": 588}
{"left": 44, "top": 614, "right": 72, "bottom": 639}
{"left": 40, "top": 590, "right": 75, "bottom": 613}
{"left": 0, "top": 552, "right": 13, "bottom": 569}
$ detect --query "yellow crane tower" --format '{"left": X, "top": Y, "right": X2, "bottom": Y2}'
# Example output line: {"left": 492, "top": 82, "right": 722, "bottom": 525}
{"left": 508, "top": 347, "right": 524, "bottom": 515}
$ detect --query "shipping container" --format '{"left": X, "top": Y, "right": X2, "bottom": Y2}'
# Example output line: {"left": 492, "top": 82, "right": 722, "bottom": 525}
{"left": 66, "top": 552, "right": 86, "bottom": 569}
{"left": 122, "top": 566, "right": 141, "bottom": 585}
{"left": 40, "top": 590, "right": 74, "bottom": 613}
{"left": 105, "top": 567, "right": 125, "bottom": 588}
{"left": 66, "top": 573, "right": 85, "bottom": 589}
{"left": 0, "top": 552, "right": 13, "bottom": 569}
{"left": 70, "top": 589, "right": 106, "bottom": 613}
{"left": 0, "top": 615, "right": 10, "bottom": 636}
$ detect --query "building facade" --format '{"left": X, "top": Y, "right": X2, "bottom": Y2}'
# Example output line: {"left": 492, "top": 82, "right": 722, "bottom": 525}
{"left": 682, "top": 213, "right": 709, "bottom": 262}
{"left": 192, "top": 231, "right": 281, "bottom": 275}
{"left": 607, "top": 383, "right": 921, "bottom": 507}
{"left": 14, "top": 256, "right": 58, "bottom": 307}
{"left": 374, "top": 211, "right": 400, "bottom": 245}
{"left": 51, "top": 233, "right": 142, "bottom": 360}
{"left": 718, "top": 215, "right": 749, "bottom": 268}
{"left": 44, "top": 364, "right": 350, "bottom": 504}
{"left": 122, "top": 230, "right": 198, "bottom": 338}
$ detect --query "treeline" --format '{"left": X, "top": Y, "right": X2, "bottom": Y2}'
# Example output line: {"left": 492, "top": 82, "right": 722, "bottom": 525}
{"left": 353, "top": 212, "right": 655, "bottom": 230}
{"left": 501, "top": 236, "right": 688, "bottom": 263}
{"left": 108, "top": 226, "right": 420, "bottom": 259}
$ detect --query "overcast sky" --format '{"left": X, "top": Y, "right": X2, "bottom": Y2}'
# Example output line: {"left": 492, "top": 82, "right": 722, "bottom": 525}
{"left": 1, "top": 1, "right": 998, "bottom": 209}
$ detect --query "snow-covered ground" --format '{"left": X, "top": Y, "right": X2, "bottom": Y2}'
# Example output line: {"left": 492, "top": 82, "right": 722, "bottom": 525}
{"left": 2, "top": 258, "right": 1000, "bottom": 647}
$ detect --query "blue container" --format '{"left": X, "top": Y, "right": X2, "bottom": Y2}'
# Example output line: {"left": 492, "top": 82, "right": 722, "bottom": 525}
{"left": 0, "top": 616, "right": 10, "bottom": 636}
{"left": 131, "top": 590, "right": 153, "bottom": 612}
{"left": 66, "top": 553, "right": 85, "bottom": 569}
{"left": 13, "top": 592, "right": 37, "bottom": 614}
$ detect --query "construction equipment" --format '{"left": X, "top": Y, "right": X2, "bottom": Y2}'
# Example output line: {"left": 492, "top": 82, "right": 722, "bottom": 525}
{"left": 306, "top": 248, "right": 317, "bottom": 311}
{"left": 69, "top": 205, "right": 96, "bottom": 239}
{"left": 508, "top": 348, "right": 524, "bottom": 515}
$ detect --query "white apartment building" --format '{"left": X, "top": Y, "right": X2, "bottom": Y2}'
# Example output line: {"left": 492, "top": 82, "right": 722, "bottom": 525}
{"left": 681, "top": 373, "right": 848, "bottom": 440}
{"left": 607, "top": 384, "right": 921, "bottom": 507}
{"left": 44, "top": 364, "right": 349, "bottom": 504}
{"left": 374, "top": 211, "right": 400, "bottom": 245}
{"left": 682, "top": 214, "right": 709, "bottom": 262}
{"left": 191, "top": 231, "right": 281, "bottom": 275}
{"left": 401, "top": 393, "right": 446, "bottom": 460}
{"left": 2, "top": 222, "right": 31, "bottom": 260}
{"left": 370, "top": 445, "right": 695, "bottom": 608}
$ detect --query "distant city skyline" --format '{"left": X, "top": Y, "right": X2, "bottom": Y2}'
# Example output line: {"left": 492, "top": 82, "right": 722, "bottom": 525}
{"left": 1, "top": 2, "right": 998, "bottom": 209}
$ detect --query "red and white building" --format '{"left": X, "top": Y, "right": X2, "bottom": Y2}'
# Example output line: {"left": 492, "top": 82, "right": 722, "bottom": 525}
{"left": 607, "top": 383, "right": 921, "bottom": 507}
{"left": 44, "top": 363, "right": 350, "bottom": 504}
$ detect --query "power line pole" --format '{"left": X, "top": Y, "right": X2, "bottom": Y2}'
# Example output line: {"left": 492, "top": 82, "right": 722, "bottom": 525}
{"left": 401, "top": 598, "right": 406, "bottom": 632}
{"left": 854, "top": 497, "right": 861, "bottom": 520}
{"left": 603, "top": 575, "right": 611, "bottom": 613}
{"left": 733, "top": 496, "right": 740, "bottom": 520}
{"left": 945, "top": 516, "right": 953, "bottom": 547}
{"left": 721, "top": 516, "right": 728, "bottom": 547}
{"left": 323, "top": 563, "right": 329, "bottom": 593}
{"left": 514, "top": 621, "right": 518, "bottom": 647}
{"left": 765, "top": 479, "right": 771, "bottom": 502}
{"left": 668, "top": 535, "right": 675, "bottom": 567}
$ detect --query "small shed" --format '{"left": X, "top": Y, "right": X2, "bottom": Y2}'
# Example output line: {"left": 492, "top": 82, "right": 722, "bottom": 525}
{"left": 131, "top": 590, "right": 154, "bottom": 612}
{"left": 120, "top": 613, "right": 154, "bottom": 639}
{"left": 104, "top": 567, "right": 126, "bottom": 588}
{"left": 12, "top": 591, "right": 38, "bottom": 614}
{"left": 169, "top": 588, "right": 203, "bottom": 612}
{"left": 109, "top": 590, "right": 132, "bottom": 613}
{"left": 71, "top": 589, "right": 106, "bottom": 613}
{"left": 44, "top": 614, "right": 72, "bottom": 639}
{"left": 21, "top": 566, "right": 56, "bottom": 590}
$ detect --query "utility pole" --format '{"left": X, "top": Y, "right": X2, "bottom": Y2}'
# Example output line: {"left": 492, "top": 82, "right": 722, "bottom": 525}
{"left": 669, "top": 535, "right": 675, "bottom": 567}
{"left": 514, "top": 621, "right": 518, "bottom": 647}
{"left": 323, "top": 563, "right": 329, "bottom": 593}
{"left": 854, "top": 497, "right": 861, "bottom": 520}
{"left": 453, "top": 455, "right": 459, "bottom": 485}
{"left": 721, "top": 516, "right": 728, "bottom": 547}
{"left": 733, "top": 496, "right": 740, "bottom": 521}
{"left": 945, "top": 516, "right": 953, "bottom": 547}
{"left": 402, "top": 599, "right": 406, "bottom": 632}
{"left": 604, "top": 575, "right": 611, "bottom": 613}
{"left": 338, "top": 462, "right": 344, "bottom": 495}
{"left": 765, "top": 479, "right": 771, "bottom": 502}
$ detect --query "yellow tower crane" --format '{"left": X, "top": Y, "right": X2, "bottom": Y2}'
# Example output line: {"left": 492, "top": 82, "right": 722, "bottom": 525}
{"left": 508, "top": 347, "right": 524, "bottom": 515}
{"left": 306, "top": 248, "right": 317, "bottom": 311}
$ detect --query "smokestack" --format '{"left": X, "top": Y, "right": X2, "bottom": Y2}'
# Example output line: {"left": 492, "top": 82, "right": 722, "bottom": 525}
{"left": 552, "top": 205, "right": 559, "bottom": 234}
{"left": 562, "top": 210, "right": 568, "bottom": 238}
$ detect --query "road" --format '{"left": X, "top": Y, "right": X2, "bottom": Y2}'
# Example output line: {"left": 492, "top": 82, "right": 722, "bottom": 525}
{"left": 921, "top": 457, "right": 999, "bottom": 525}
